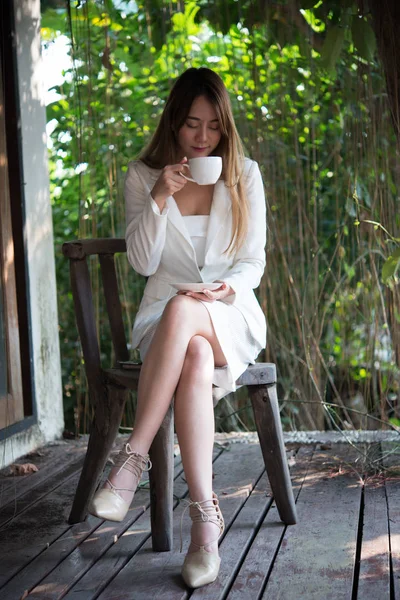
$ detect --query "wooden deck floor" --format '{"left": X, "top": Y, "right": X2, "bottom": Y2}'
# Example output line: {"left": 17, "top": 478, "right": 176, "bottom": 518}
{"left": 0, "top": 435, "right": 399, "bottom": 599}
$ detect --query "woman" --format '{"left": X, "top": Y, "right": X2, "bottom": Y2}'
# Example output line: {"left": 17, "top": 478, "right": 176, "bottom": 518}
{"left": 89, "top": 67, "right": 267, "bottom": 588}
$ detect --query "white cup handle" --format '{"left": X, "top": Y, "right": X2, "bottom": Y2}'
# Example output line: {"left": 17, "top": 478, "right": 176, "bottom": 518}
{"left": 180, "top": 172, "right": 196, "bottom": 183}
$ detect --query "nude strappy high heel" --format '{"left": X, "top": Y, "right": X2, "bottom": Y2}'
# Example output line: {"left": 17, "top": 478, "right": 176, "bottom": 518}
{"left": 181, "top": 492, "right": 225, "bottom": 588}
{"left": 89, "top": 442, "right": 152, "bottom": 522}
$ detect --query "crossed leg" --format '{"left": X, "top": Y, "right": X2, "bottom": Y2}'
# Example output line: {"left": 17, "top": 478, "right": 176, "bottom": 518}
{"left": 105, "top": 294, "right": 227, "bottom": 552}
{"left": 126, "top": 294, "right": 226, "bottom": 455}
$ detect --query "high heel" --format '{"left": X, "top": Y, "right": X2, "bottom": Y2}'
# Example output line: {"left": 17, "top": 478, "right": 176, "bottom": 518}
{"left": 89, "top": 442, "right": 152, "bottom": 522}
{"left": 181, "top": 492, "right": 225, "bottom": 588}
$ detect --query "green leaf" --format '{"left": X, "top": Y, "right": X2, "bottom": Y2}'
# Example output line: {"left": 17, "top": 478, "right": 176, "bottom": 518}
{"left": 41, "top": 7, "right": 67, "bottom": 31}
{"left": 382, "top": 248, "right": 400, "bottom": 283}
{"left": 320, "top": 25, "right": 346, "bottom": 72}
{"left": 351, "top": 16, "right": 376, "bottom": 62}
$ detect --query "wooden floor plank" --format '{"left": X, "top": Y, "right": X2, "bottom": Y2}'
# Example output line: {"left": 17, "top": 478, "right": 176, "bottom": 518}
{"left": 0, "top": 444, "right": 67, "bottom": 496}
{"left": 357, "top": 474, "right": 391, "bottom": 598}
{"left": 61, "top": 450, "right": 222, "bottom": 600}
{"left": 0, "top": 436, "right": 133, "bottom": 592}
{"left": 190, "top": 471, "right": 273, "bottom": 600}
{"left": 261, "top": 444, "right": 363, "bottom": 600}
{"left": 24, "top": 458, "right": 185, "bottom": 600}
{"left": 1, "top": 517, "right": 99, "bottom": 600}
{"left": 0, "top": 442, "right": 86, "bottom": 510}
{"left": 1, "top": 438, "right": 398, "bottom": 600}
{"left": 25, "top": 496, "right": 152, "bottom": 600}
{"left": 226, "top": 445, "right": 314, "bottom": 600}
{"left": 93, "top": 443, "right": 265, "bottom": 600}
{"left": 0, "top": 455, "right": 84, "bottom": 530}
{"left": 382, "top": 442, "right": 400, "bottom": 599}
{"left": 0, "top": 468, "right": 83, "bottom": 588}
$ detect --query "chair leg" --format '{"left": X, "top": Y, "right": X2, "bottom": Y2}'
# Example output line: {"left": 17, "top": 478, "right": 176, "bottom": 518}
{"left": 149, "top": 404, "right": 174, "bottom": 552}
{"left": 68, "top": 384, "right": 129, "bottom": 524}
{"left": 249, "top": 384, "right": 297, "bottom": 525}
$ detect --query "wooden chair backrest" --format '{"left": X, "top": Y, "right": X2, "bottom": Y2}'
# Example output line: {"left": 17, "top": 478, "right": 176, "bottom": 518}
{"left": 62, "top": 238, "right": 130, "bottom": 393}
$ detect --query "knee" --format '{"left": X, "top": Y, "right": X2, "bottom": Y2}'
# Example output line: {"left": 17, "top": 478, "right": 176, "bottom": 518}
{"left": 185, "top": 335, "right": 214, "bottom": 371}
{"left": 162, "top": 294, "right": 196, "bottom": 327}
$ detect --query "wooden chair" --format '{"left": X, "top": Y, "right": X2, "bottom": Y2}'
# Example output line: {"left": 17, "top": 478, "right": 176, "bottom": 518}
{"left": 62, "top": 238, "right": 297, "bottom": 551}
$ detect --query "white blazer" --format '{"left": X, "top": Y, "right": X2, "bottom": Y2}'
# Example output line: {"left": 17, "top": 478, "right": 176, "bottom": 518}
{"left": 125, "top": 158, "right": 267, "bottom": 353}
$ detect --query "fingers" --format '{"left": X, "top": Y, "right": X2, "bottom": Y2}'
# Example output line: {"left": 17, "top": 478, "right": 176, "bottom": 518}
{"left": 152, "top": 162, "right": 189, "bottom": 198}
{"left": 176, "top": 283, "right": 227, "bottom": 300}
{"left": 167, "top": 163, "right": 188, "bottom": 172}
{"left": 151, "top": 157, "right": 192, "bottom": 204}
{"left": 175, "top": 289, "right": 218, "bottom": 303}
{"left": 165, "top": 159, "right": 189, "bottom": 173}
{"left": 199, "top": 289, "right": 215, "bottom": 300}
{"left": 167, "top": 164, "right": 190, "bottom": 181}
{"left": 183, "top": 292, "right": 214, "bottom": 303}
{"left": 199, "top": 284, "right": 226, "bottom": 300}
{"left": 169, "top": 171, "right": 187, "bottom": 185}
{"left": 163, "top": 163, "right": 190, "bottom": 185}
{"left": 160, "top": 158, "right": 189, "bottom": 188}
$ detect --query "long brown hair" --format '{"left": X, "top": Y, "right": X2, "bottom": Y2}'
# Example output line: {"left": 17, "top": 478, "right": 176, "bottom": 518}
{"left": 139, "top": 67, "right": 249, "bottom": 255}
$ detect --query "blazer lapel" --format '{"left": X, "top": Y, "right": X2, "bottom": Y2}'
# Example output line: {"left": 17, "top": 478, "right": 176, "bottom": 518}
{"left": 166, "top": 196, "right": 196, "bottom": 250}
{"left": 140, "top": 164, "right": 200, "bottom": 272}
{"left": 204, "top": 180, "right": 231, "bottom": 260}
{"left": 139, "top": 164, "right": 194, "bottom": 253}
{"left": 164, "top": 182, "right": 232, "bottom": 277}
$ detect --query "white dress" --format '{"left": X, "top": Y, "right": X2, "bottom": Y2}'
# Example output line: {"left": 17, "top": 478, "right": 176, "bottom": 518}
{"left": 138, "top": 214, "right": 260, "bottom": 404}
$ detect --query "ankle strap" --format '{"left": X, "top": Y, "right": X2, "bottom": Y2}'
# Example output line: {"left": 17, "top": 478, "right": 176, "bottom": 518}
{"left": 113, "top": 443, "right": 152, "bottom": 477}
{"left": 180, "top": 493, "right": 224, "bottom": 553}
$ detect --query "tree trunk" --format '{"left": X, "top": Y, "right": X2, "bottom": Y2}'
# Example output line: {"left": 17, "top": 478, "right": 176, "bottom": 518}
{"left": 368, "top": 0, "right": 400, "bottom": 139}
{"left": 367, "top": 0, "right": 400, "bottom": 382}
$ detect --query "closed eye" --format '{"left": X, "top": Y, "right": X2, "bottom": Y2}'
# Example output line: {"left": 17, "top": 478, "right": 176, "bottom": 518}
{"left": 186, "top": 119, "right": 220, "bottom": 131}
{"left": 186, "top": 123, "right": 220, "bottom": 131}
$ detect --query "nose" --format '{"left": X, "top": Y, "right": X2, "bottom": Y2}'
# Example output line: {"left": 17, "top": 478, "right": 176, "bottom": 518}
{"left": 195, "top": 125, "right": 208, "bottom": 142}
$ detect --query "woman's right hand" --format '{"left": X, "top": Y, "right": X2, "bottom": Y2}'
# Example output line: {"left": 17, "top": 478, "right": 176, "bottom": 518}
{"left": 151, "top": 157, "right": 189, "bottom": 209}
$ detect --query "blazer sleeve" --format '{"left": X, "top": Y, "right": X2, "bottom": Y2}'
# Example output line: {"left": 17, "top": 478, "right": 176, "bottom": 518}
{"left": 222, "top": 160, "right": 266, "bottom": 302}
{"left": 125, "top": 162, "right": 169, "bottom": 276}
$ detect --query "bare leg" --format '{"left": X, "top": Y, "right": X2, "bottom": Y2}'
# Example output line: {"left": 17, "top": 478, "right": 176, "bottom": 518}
{"left": 104, "top": 295, "right": 226, "bottom": 504}
{"left": 175, "top": 335, "right": 214, "bottom": 501}
{"left": 174, "top": 335, "right": 220, "bottom": 554}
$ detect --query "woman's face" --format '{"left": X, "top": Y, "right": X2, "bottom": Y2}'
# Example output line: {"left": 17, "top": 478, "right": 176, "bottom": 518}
{"left": 177, "top": 95, "right": 222, "bottom": 159}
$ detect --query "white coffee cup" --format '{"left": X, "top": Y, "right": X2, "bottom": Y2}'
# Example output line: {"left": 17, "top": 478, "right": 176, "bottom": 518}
{"left": 181, "top": 156, "right": 222, "bottom": 185}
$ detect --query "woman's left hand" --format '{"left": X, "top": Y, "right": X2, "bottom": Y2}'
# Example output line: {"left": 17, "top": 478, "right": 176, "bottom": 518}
{"left": 177, "top": 281, "right": 234, "bottom": 303}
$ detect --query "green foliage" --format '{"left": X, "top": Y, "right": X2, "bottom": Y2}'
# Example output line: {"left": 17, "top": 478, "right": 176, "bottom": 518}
{"left": 320, "top": 25, "right": 345, "bottom": 72}
{"left": 351, "top": 15, "right": 376, "bottom": 62}
{"left": 382, "top": 247, "right": 400, "bottom": 285}
{"left": 42, "top": 0, "right": 400, "bottom": 433}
